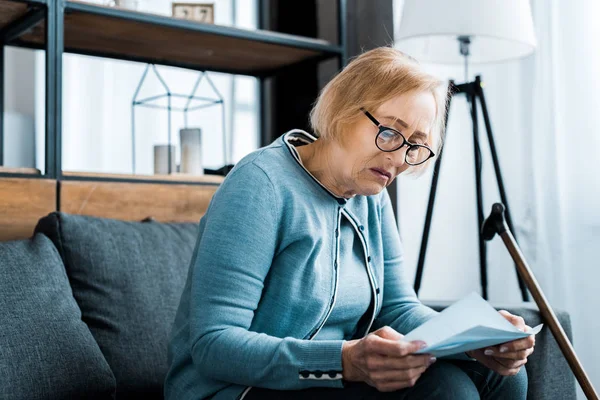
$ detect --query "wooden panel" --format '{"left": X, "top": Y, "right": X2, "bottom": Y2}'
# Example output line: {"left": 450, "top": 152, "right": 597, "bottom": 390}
{"left": 60, "top": 180, "right": 221, "bottom": 222}
{"left": 0, "top": 166, "right": 42, "bottom": 175}
{"left": 0, "top": 178, "right": 56, "bottom": 241}
{"left": 62, "top": 170, "right": 225, "bottom": 184}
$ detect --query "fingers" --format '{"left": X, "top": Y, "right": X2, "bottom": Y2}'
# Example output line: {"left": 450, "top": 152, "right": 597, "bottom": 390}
{"left": 368, "top": 328, "right": 427, "bottom": 358}
{"left": 365, "top": 353, "right": 436, "bottom": 371}
{"left": 372, "top": 326, "right": 426, "bottom": 355}
{"left": 484, "top": 336, "right": 535, "bottom": 357}
{"left": 469, "top": 348, "right": 526, "bottom": 377}
{"left": 371, "top": 366, "right": 428, "bottom": 382}
{"left": 491, "top": 356, "right": 528, "bottom": 375}
{"left": 489, "top": 347, "right": 534, "bottom": 361}
{"left": 357, "top": 327, "right": 437, "bottom": 392}
{"left": 498, "top": 310, "right": 526, "bottom": 330}
{"left": 373, "top": 326, "right": 404, "bottom": 341}
{"left": 367, "top": 366, "right": 429, "bottom": 392}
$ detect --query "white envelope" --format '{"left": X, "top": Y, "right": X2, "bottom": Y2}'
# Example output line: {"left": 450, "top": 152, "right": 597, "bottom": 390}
{"left": 404, "top": 292, "right": 543, "bottom": 357}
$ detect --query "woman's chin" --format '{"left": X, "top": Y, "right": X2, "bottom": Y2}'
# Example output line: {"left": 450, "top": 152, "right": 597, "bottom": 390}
{"left": 358, "top": 182, "right": 386, "bottom": 196}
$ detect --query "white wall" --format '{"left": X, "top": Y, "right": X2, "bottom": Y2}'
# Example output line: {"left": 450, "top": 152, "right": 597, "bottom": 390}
{"left": 394, "top": 1, "right": 600, "bottom": 398}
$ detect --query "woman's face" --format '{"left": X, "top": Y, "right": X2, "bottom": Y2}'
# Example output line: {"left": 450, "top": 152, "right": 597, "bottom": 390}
{"left": 334, "top": 90, "right": 437, "bottom": 197}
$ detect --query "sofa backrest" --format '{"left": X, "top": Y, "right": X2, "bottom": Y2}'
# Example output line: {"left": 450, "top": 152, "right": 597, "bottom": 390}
{"left": 35, "top": 212, "right": 199, "bottom": 399}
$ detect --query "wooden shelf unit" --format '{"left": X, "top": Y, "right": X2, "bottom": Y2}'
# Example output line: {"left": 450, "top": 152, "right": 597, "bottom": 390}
{"left": 2, "top": 0, "right": 343, "bottom": 76}
{"left": 0, "top": 0, "right": 346, "bottom": 181}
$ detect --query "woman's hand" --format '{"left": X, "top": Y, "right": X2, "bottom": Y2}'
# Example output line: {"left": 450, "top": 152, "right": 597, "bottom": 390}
{"left": 342, "top": 326, "right": 437, "bottom": 392}
{"left": 466, "top": 310, "right": 535, "bottom": 376}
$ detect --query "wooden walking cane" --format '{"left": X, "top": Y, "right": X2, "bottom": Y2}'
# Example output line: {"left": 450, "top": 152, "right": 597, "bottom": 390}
{"left": 482, "top": 203, "right": 599, "bottom": 400}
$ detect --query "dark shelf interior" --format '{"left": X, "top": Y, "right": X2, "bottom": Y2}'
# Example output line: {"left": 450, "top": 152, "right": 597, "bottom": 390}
{"left": 0, "top": 1, "right": 29, "bottom": 27}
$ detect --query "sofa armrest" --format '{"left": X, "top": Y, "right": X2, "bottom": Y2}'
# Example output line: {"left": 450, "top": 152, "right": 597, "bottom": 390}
{"left": 424, "top": 301, "right": 577, "bottom": 400}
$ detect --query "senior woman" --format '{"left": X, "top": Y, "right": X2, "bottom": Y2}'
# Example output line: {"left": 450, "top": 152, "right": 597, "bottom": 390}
{"left": 164, "top": 47, "right": 534, "bottom": 400}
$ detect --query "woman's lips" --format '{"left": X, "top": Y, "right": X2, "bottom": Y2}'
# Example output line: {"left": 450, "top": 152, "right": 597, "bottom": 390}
{"left": 370, "top": 168, "right": 392, "bottom": 182}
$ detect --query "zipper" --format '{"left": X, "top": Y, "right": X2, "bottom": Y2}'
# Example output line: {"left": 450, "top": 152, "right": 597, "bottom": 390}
{"left": 340, "top": 209, "right": 378, "bottom": 336}
{"left": 238, "top": 207, "right": 343, "bottom": 400}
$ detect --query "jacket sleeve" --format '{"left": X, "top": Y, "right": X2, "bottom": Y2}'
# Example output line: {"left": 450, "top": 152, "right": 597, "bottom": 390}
{"left": 188, "top": 161, "right": 345, "bottom": 390}
{"left": 371, "top": 189, "right": 473, "bottom": 361}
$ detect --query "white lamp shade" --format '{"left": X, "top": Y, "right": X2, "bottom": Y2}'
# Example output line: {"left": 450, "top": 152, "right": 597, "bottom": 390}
{"left": 396, "top": 0, "right": 537, "bottom": 64}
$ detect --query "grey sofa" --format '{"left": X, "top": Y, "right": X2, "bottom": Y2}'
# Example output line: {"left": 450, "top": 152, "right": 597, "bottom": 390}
{"left": 0, "top": 212, "right": 576, "bottom": 399}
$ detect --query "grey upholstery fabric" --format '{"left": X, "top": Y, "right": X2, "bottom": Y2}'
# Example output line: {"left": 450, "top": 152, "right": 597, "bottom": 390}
{"left": 35, "top": 213, "right": 198, "bottom": 399}
{"left": 24, "top": 210, "right": 576, "bottom": 399}
{"left": 427, "top": 302, "right": 577, "bottom": 400}
{"left": 0, "top": 234, "right": 116, "bottom": 400}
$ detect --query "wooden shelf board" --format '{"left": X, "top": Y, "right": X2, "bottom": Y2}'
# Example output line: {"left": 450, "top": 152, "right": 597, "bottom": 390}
{"left": 0, "top": 1, "right": 38, "bottom": 39}
{"left": 60, "top": 177, "right": 218, "bottom": 222}
{"left": 0, "top": 166, "right": 42, "bottom": 175}
{"left": 3, "top": 0, "right": 341, "bottom": 76}
{"left": 62, "top": 170, "right": 225, "bottom": 184}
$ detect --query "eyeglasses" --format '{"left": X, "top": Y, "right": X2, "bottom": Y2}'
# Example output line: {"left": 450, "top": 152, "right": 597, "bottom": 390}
{"left": 361, "top": 108, "right": 435, "bottom": 166}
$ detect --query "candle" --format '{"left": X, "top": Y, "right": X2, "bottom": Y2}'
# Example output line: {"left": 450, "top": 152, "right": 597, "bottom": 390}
{"left": 179, "top": 128, "right": 203, "bottom": 175}
{"left": 153, "top": 144, "right": 176, "bottom": 175}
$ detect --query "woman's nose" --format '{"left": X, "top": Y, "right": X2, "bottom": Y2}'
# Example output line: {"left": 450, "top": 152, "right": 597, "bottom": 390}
{"left": 389, "top": 145, "right": 408, "bottom": 168}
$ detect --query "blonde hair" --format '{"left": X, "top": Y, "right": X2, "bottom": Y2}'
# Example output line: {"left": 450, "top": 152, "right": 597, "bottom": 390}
{"left": 309, "top": 46, "right": 450, "bottom": 173}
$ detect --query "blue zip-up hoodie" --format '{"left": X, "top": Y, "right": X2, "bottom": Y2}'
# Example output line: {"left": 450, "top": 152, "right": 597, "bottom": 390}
{"left": 164, "top": 130, "right": 447, "bottom": 400}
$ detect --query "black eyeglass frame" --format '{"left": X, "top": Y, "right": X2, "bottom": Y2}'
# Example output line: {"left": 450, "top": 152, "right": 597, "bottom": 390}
{"left": 360, "top": 108, "right": 436, "bottom": 166}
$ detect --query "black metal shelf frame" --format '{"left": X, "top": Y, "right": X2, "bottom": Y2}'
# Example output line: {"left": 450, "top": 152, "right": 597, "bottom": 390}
{"left": 0, "top": 0, "right": 348, "bottom": 185}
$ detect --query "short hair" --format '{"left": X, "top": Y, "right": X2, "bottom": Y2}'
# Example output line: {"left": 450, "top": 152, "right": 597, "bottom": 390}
{"left": 309, "top": 46, "right": 450, "bottom": 174}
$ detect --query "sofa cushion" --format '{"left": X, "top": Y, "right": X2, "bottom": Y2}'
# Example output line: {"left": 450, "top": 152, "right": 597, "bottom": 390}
{"left": 0, "top": 234, "right": 116, "bottom": 400}
{"left": 35, "top": 213, "right": 198, "bottom": 399}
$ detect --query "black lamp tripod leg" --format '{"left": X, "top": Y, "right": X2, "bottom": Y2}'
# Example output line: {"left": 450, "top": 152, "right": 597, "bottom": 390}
{"left": 470, "top": 89, "right": 489, "bottom": 299}
{"left": 475, "top": 78, "right": 530, "bottom": 301}
{"left": 414, "top": 144, "right": 443, "bottom": 295}
{"left": 414, "top": 88, "right": 454, "bottom": 296}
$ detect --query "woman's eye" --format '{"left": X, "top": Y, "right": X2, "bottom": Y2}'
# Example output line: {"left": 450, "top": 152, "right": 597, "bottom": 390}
{"left": 380, "top": 130, "right": 397, "bottom": 140}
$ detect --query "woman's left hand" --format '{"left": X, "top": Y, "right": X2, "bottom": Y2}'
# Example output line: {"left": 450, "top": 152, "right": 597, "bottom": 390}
{"left": 466, "top": 310, "right": 535, "bottom": 376}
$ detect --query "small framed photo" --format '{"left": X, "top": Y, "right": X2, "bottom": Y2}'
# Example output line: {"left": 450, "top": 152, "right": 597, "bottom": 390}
{"left": 172, "top": 3, "right": 214, "bottom": 24}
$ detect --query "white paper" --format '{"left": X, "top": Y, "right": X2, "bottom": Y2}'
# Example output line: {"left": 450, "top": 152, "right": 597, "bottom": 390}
{"left": 404, "top": 292, "right": 543, "bottom": 357}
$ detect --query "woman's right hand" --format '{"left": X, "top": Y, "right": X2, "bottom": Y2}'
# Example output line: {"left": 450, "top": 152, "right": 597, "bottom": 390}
{"left": 341, "top": 326, "right": 436, "bottom": 392}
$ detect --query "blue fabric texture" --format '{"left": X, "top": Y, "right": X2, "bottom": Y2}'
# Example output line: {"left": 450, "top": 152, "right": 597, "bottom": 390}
{"left": 244, "top": 360, "right": 528, "bottom": 399}
{"left": 0, "top": 234, "right": 116, "bottom": 400}
{"left": 165, "top": 130, "right": 452, "bottom": 400}
{"left": 34, "top": 213, "right": 198, "bottom": 399}
{"left": 314, "top": 218, "right": 372, "bottom": 341}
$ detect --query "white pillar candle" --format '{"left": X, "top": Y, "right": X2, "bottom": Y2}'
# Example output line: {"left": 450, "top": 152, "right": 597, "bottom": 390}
{"left": 114, "top": 0, "right": 140, "bottom": 10}
{"left": 179, "top": 128, "right": 203, "bottom": 175}
{"left": 153, "top": 144, "right": 176, "bottom": 175}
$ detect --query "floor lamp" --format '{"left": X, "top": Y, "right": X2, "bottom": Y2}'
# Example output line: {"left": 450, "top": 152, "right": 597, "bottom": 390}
{"left": 395, "top": 0, "right": 537, "bottom": 301}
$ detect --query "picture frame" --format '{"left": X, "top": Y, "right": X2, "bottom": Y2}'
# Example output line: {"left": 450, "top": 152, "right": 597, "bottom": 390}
{"left": 172, "top": 3, "right": 214, "bottom": 24}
